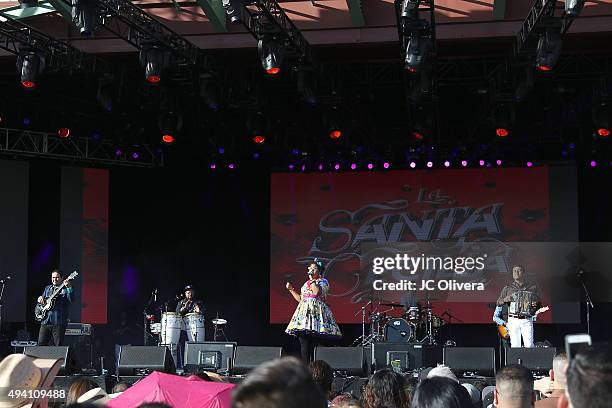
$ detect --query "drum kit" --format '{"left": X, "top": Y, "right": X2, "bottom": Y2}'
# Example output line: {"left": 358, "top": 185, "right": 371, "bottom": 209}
{"left": 352, "top": 298, "right": 446, "bottom": 346}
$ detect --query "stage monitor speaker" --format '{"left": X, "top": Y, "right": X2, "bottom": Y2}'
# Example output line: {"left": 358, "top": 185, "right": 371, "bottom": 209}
{"left": 23, "top": 346, "right": 76, "bottom": 375}
{"left": 314, "top": 346, "right": 367, "bottom": 376}
{"left": 505, "top": 347, "right": 556, "bottom": 374}
{"left": 233, "top": 346, "right": 283, "bottom": 375}
{"left": 118, "top": 346, "right": 175, "bottom": 376}
{"left": 443, "top": 347, "right": 496, "bottom": 377}
{"left": 372, "top": 343, "right": 442, "bottom": 372}
{"left": 184, "top": 342, "right": 237, "bottom": 373}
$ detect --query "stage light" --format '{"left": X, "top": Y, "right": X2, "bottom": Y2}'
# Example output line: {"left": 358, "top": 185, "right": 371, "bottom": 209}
{"left": 351, "top": 163, "right": 357, "bottom": 170}
{"left": 536, "top": 28, "right": 562, "bottom": 72}
{"left": 400, "top": 0, "right": 420, "bottom": 19}
{"left": 334, "top": 163, "right": 340, "bottom": 171}
{"left": 114, "top": 148, "right": 123, "bottom": 157}
{"left": 162, "top": 134, "right": 175, "bottom": 144}
{"left": 593, "top": 104, "right": 610, "bottom": 139}
{"left": 590, "top": 160, "right": 597, "bottom": 167}
{"left": 598, "top": 128, "right": 611, "bottom": 138}
{"left": 383, "top": 162, "right": 390, "bottom": 169}
{"left": 131, "top": 152, "right": 140, "bottom": 160}
{"left": 252, "top": 135, "right": 266, "bottom": 144}
{"left": 158, "top": 112, "right": 182, "bottom": 144}
{"left": 318, "top": 164, "right": 323, "bottom": 171}
{"left": 218, "top": 147, "right": 225, "bottom": 154}
{"left": 228, "top": 163, "right": 236, "bottom": 169}
{"left": 412, "top": 131, "right": 424, "bottom": 141}
{"left": 301, "top": 164, "right": 306, "bottom": 172}
{"left": 210, "top": 163, "right": 217, "bottom": 169}
{"left": 496, "top": 128, "right": 509, "bottom": 137}
{"left": 409, "top": 161, "right": 416, "bottom": 168}
{"left": 71, "top": 0, "right": 97, "bottom": 36}
{"left": 496, "top": 159, "right": 503, "bottom": 166}
{"left": 479, "top": 160, "right": 485, "bottom": 166}
{"left": 526, "top": 161, "right": 533, "bottom": 167}
{"left": 444, "top": 160, "right": 450, "bottom": 167}
{"left": 461, "top": 160, "right": 467, "bottom": 167}
{"left": 329, "top": 129, "right": 342, "bottom": 139}
{"left": 258, "top": 36, "right": 284, "bottom": 76}
{"left": 249, "top": 112, "right": 267, "bottom": 144}
{"left": 404, "top": 33, "right": 432, "bottom": 74}
{"left": 565, "top": 0, "right": 586, "bottom": 17}
{"left": 17, "top": 50, "right": 45, "bottom": 89}
{"left": 288, "top": 164, "right": 294, "bottom": 171}
{"left": 426, "top": 161, "right": 433, "bottom": 168}
{"left": 367, "top": 163, "right": 374, "bottom": 170}
{"left": 140, "top": 45, "right": 166, "bottom": 83}
{"left": 57, "top": 127, "right": 70, "bottom": 138}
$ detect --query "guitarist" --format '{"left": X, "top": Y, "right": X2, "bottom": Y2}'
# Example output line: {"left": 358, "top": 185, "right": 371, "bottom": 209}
{"left": 496, "top": 265, "right": 540, "bottom": 348}
{"left": 37, "top": 269, "right": 74, "bottom": 346}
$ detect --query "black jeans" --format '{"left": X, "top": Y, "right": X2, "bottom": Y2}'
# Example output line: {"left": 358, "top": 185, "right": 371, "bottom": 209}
{"left": 38, "top": 323, "right": 67, "bottom": 346}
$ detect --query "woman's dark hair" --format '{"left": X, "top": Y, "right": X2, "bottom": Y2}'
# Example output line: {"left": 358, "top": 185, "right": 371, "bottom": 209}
{"left": 362, "top": 368, "right": 408, "bottom": 408}
{"left": 313, "top": 257, "right": 325, "bottom": 274}
{"left": 66, "top": 378, "right": 98, "bottom": 405}
{"left": 410, "top": 377, "right": 473, "bottom": 408}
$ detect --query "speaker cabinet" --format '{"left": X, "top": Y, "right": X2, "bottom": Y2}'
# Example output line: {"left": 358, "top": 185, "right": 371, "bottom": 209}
{"left": 372, "top": 343, "right": 442, "bottom": 372}
{"left": 505, "top": 347, "right": 556, "bottom": 374}
{"left": 443, "top": 347, "right": 496, "bottom": 377}
{"left": 184, "top": 342, "right": 236, "bottom": 373}
{"left": 314, "top": 346, "right": 367, "bottom": 376}
{"left": 23, "top": 346, "right": 76, "bottom": 375}
{"left": 117, "top": 346, "right": 175, "bottom": 376}
{"left": 233, "top": 346, "right": 283, "bottom": 375}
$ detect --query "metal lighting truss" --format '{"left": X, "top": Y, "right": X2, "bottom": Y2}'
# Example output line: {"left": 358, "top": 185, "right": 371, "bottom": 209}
{"left": 0, "top": 128, "right": 163, "bottom": 167}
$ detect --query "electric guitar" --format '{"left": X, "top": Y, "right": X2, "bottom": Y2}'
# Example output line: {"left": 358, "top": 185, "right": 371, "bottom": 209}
{"left": 497, "top": 306, "right": 550, "bottom": 339}
{"left": 34, "top": 271, "right": 78, "bottom": 322}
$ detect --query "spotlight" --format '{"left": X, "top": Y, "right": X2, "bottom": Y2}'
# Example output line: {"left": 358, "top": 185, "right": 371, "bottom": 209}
{"left": 565, "top": 0, "right": 586, "bottom": 17}
{"left": 334, "top": 163, "right": 340, "bottom": 171}
{"left": 57, "top": 127, "right": 70, "bottom": 138}
{"left": 536, "top": 28, "right": 562, "bottom": 72}
{"left": 301, "top": 164, "right": 306, "bottom": 172}
{"left": 252, "top": 135, "right": 266, "bottom": 144}
{"left": 590, "top": 160, "right": 597, "bottom": 167}
{"left": 249, "top": 111, "right": 267, "bottom": 144}
{"left": 351, "top": 163, "right": 357, "bottom": 170}
{"left": 493, "top": 104, "right": 515, "bottom": 138}
{"left": 17, "top": 50, "right": 45, "bottom": 89}
{"left": 443, "top": 160, "right": 450, "bottom": 167}
{"left": 496, "top": 159, "right": 503, "bottom": 166}
{"left": 228, "top": 163, "right": 236, "bottom": 169}
{"left": 210, "top": 163, "right": 217, "bottom": 170}
{"left": 288, "top": 164, "right": 295, "bottom": 171}
{"left": 496, "top": 128, "right": 509, "bottom": 137}
{"left": 598, "top": 128, "right": 611, "bottom": 138}
{"left": 329, "top": 130, "right": 342, "bottom": 139}
{"left": 131, "top": 152, "right": 140, "bottom": 160}
{"left": 114, "top": 148, "right": 123, "bottom": 157}
{"left": 140, "top": 45, "right": 166, "bottom": 83}
{"left": 409, "top": 161, "right": 416, "bottom": 168}
{"left": 593, "top": 104, "right": 610, "bottom": 139}
{"left": 162, "top": 134, "right": 175, "bottom": 144}
{"left": 383, "top": 162, "right": 390, "bottom": 169}
{"left": 258, "top": 36, "right": 284, "bottom": 76}
{"left": 479, "top": 160, "right": 485, "bottom": 166}
{"left": 404, "top": 33, "right": 432, "bottom": 73}
{"left": 318, "top": 164, "right": 324, "bottom": 171}
{"left": 426, "top": 161, "right": 433, "bottom": 168}
{"left": 526, "top": 161, "right": 533, "bottom": 167}
{"left": 367, "top": 163, "right": 374, "bottom": 170}
{"left": 461, "top": 160, "right": 467, "bottom": 167}
{"left": 71, "top": 0, "right": 97, "bottom": 36}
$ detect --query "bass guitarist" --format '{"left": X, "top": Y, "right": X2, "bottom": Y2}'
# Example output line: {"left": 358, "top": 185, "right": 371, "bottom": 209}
{"left": 37, "top": 269, "right": 73, "bottom": 346}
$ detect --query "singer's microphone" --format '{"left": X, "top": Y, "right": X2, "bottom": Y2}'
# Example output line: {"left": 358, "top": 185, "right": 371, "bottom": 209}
{"left": 0, "top": 275, "right": 10, "bottom": 283}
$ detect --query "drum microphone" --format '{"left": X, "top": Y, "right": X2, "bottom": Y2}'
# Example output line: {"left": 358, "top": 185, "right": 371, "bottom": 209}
{"left": 0, "top": 275, "right": 10, "bottom": 283}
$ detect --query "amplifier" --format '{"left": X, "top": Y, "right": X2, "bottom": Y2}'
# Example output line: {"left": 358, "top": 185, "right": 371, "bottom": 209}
{"left": 65, "top": 323, "right": 92, "bottom": 336}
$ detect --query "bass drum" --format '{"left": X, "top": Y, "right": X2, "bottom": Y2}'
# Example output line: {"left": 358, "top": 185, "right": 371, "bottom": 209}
{"left": 385, "top": 318, "right": 415, "bottom": 342}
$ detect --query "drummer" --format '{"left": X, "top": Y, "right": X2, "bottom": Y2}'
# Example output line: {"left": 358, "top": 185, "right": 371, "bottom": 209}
{"left": 176, "top": 285, "right": 204, "bottom": 317}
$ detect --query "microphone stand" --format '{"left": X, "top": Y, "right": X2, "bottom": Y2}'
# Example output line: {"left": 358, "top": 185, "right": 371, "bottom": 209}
{"left": 143, "top": 289, "right": 156, "bottom": 345}
{"left": 578, "top": 275, "right": 595, "bottom": 335}
{"left": 0, "top": 280, "right": 6, "bottom": 341}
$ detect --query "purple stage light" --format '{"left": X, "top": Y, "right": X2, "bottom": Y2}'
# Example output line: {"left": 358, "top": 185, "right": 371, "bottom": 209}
{"left": 334, "top": 163, "right": 340, "bottom": 171}
{"left": 288, "top": 164, "right": 294, "bottom": 171}
{"left": 444, "top": 161, "right": 450, "bottom": 167}
{"left": 131, "top": 152, "right": 139, "bottom": 159}
{"left": 218, "top": 147, "right": 225, "bottom": 154}
{"left": 318, "top": 164, "right": 323, "bottom": 171}
{"left": 526, "top": 161, "right": 533, "bottom": 167}
{"left": 590, "top": 160, "right": 597, "bottom": 167}
{"left": 302, "top": 164, "right": 307, "bottom": 172}
{"left": 383, "top": 162, "right": 390, "bottom": 169}
{"left": 367, "top": 163, "right": 374, "bottom": 170}
{"left": 479, "top": 160, "right": 485, "bottom": 166}
{"left": 114, "top": 149, "right": 123, "bottom": 156}
{"left": 426, "top": 161, "right": 433, "bottom": 168}
{"left": 210, "top": 163, "right": 217, "bottom": 169}
{"left": 496, "top": 159, "right": 502, "bottom": 166}
{"left": 409, "top": 161, "right": 416, "bottom": 168}
{"left": 228, "top": 163, "right": 235, "bottom": 169}
{"left": 253, "top": 152, "right": 260, "bottom": 159}
{"left": 350, "top": 163, "right": 357, "bottom": 170}
{"left": 461, "top": 160, "right": 467, "bottom": 167}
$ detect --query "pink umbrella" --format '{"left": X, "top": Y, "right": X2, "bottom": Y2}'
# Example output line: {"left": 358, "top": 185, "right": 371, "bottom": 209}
{"left": 107, "top": 372, "right": 234, "bottom": 408}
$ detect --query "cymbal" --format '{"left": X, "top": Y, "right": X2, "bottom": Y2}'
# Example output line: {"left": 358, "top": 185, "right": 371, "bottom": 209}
{"left": 212, "top": 318, "right": 227, "bottom": 325}
{"left": 380, "top": 303, "right": 404, "bottom": 308}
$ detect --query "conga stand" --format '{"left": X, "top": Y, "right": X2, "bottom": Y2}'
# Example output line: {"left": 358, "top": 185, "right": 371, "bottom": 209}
{"left": 212, "top": 313, "right": 228, "bottom": 341}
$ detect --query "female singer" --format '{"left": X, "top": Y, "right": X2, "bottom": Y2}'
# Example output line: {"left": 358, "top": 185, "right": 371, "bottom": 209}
{"left": 285, "top": 258, "right": 341, "bottom": 362}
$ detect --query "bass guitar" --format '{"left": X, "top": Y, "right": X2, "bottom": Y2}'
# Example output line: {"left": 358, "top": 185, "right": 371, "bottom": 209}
{"left": 497, "top": 306, "right": 549, "bottom": 339}
{"left": 34, "top": 271, "right": 78, "bottom": 322}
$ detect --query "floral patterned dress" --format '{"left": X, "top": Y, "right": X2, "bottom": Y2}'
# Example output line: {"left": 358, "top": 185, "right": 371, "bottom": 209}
{"left": 285, "top": 278, "right": 342, "bottom": 339}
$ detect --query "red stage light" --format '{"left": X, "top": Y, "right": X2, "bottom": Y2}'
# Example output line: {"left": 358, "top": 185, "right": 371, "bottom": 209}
{"left": 329, "top": 130, "right": 342, "bottom": 139}
{"left": 147, "top": 75, "right": 161, "bottom": 84}
{"left": 162, "top": 134, "right": 175, "bottom": 144}
{"left": 597, "top": 128, "right": 611, "bottom": 138}
{"left": 405, "top": 66, "right": 417, "bottom": 73}
{"left": 57, "top": 128, "right": 70, "bottom": 138}
{"left": 266, "top": 67, "right": 280, "bottom": 75}
{"left": 22, "top": 80, "right": 36, "bottom": 89}
{"left": 496, "top": 128, "right": 509, "bottom": 137}
{"left": 412, "top": 131, "right": 424, "bottom": 140}
{"left": 537, "top": 65, "right": 553, "bottom": 72}
{"left": 252, "top": 135, "right": 266, "bottom": 144}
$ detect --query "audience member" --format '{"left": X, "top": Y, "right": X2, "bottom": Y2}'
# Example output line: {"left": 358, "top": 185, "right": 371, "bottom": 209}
{"left": 461, "top": 382, "right": 481, "bottom": 406}
{"left": 403, "top": 377, "right": 418, "bottom": 406}
{"left": 411, "top": 376, "right": 473, "bottom": 408}
{"left": 494, "top": 364, "right": 534, "bottom": 408}
{"left": 534, "top": 351, "right": 567, "bottom": 407}
{"left": 136, "top": 403, "right": 173, "bottom": 408}
{"left": 362, "top": 368, "right": 408, "bottom": 408}
{"left": 232, "top": 356, "right": 327, "bottom": 408}
{"left": 559, "top": 344, "right": 612, "bottom": 408}
{"left": 427, "top": 365, "right": 459, "bottom": 382}
{"left": 112, "top": 381, "right": 130, "bottom": 393}
{"left": 66, "top": 377, "right": 99, "bottom": 405}
{"left": 310, "top": 360, "right": 335, "bottom": 401}
{"left": 330, "top": 392, "right": 362, "bottom": 408}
